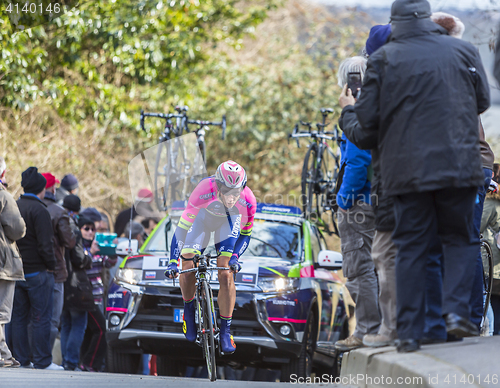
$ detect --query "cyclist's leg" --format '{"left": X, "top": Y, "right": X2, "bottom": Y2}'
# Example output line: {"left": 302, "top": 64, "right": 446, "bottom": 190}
{"left": 179, "top": 210, "right": 208, "bottom": 342}
{"left": 214, "top": 215, "right": 240, "bottom": 354}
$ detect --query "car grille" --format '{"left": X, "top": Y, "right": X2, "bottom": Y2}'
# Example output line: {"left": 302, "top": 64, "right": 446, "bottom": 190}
{"left": 126, "top": 292, "right": 267, "bottom": 337}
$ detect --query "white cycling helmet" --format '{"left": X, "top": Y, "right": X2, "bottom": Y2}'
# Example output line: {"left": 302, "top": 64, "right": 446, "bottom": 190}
{"left": 215, "top": 161, "right": 247, "bottom": 190}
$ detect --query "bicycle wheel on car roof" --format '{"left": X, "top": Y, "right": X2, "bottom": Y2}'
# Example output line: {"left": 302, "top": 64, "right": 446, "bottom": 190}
{"left": 301, "top": 143, "right": 320, "bottom": 220}
{"left": 480, "top": 238, "right": 494, "bottom": 335}
{"left": 154, "top": 138, "right": 190, "bottom": 211}
{"left": 154, "top": 140, "right": 169, "bottom": 212}
{"left": 201, "top": 279, "right": 217, "bottom": 381}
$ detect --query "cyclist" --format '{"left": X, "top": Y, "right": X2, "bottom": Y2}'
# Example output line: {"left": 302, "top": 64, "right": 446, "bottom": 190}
{"left": 166, "top": 161, "right": 256, "bottom": 354}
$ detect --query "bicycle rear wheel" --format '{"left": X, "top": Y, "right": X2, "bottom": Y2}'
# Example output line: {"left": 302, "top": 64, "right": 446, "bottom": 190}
{"left": 201, "top": 280, "right": 217, "bottom": 381}
{"left": 301, "top": 144, "right": 319, "bottom": 220}
{"left": 481, "top": 239, "right": 494, "bottom": 334}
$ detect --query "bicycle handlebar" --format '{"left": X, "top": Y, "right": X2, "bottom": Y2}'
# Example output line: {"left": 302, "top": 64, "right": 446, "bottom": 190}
{"left": 140, "top": 110, "right": 184, "bottom": 132}
{"left": 178, "top": 266, "right": 231, "bottom": 275}
{"left": 290, "top": 132, "right": 339, "bottom": 142}
{"left": 141, "top": 109, "right": 227, "bottom": 140}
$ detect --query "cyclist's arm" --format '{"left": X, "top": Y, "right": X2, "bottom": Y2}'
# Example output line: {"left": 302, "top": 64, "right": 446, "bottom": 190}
{"left": 231, "top": 189, "right": 257, "bottom": 260}
{"left": 169, "top": 181, "right": 212, "bottom": 263}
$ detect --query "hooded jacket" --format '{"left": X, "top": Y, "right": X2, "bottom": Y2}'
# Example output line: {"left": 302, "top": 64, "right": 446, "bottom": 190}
{"left": 0, "top": 183, "right": 26, "bottom": 281}
{"left": 354, "top": 14, "right": 489, "bottom": 196}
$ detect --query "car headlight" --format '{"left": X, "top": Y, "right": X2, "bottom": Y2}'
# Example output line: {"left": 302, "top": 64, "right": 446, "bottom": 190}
{"left": 116, "top": 268, "right": 142, "bottom": 285}
{"left": 258, "top": 277, "right": 298, "bottom": 292}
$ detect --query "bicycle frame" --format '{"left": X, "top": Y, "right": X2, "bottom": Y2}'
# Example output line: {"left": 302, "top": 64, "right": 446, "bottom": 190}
{"left": 174, "top": 254, "right": 231, "bottom": 381}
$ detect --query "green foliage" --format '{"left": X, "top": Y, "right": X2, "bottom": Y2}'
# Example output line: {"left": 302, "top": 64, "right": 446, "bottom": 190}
{"left": 0, "top": 0, "right": 367, "bottom": 225}
{"left": 1, "top": 0, "right": 278, "bottom": 124}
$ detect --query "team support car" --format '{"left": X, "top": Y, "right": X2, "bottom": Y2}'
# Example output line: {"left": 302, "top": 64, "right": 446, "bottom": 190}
{"left": 106, "top": 203, "right": 349, "bottom": 381}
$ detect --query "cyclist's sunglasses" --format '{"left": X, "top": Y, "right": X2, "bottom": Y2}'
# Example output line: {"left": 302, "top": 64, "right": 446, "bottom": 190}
{"left": 83, "top": 226, "right": 95, "bottom": 232}
{"left": 218, "top": 185, "right": 243, "bottom": 197}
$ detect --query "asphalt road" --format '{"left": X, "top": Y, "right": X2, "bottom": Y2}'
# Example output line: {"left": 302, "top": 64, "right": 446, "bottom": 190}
{"left": 0, "top": 369, "right": 356, "bottom": 388}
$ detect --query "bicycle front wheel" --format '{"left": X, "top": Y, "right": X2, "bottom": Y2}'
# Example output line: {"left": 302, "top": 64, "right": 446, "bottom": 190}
{"left": 301, "top": 144, "right": 319, "bottom": 220}
{"left": 201, "top": 280, "right": 217, "bottom": 381}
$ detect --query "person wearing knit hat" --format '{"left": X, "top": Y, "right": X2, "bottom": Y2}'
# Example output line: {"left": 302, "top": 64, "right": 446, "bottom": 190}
{"left": 56, "top": 174, "right": 79, "bottom": 206}
{"left": 41, "top": 173, "right": 60, "bottom": 190}
{"left": 79, "top": 207, "right": 102, "bottom": 223}
{"left": 61, "top": 174, "right": 79, "bottom": 192}
{"left": 347, "top": 0, "right": 490, "bottom": 352}
{"left": 14, "top": 168, "right": 62, "bottom": 369}
{"left": 62, "top": 194, "right": 81, "bottom": 213}
{"left": 364, "top": 24, "right": 391, "bottom": 57}
{"left": 21, "top": 167, "right": 47, "bottom": 197}
{"left": 41, "top": 172, "right": 77, "bottom": 353}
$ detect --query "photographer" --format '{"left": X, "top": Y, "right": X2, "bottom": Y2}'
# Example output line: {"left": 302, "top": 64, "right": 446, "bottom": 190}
{"left": 338, "top": 25, "right": 398, "bottom": 348}
{"left": 334, "top": 56, "right": 380, "bottom": 352}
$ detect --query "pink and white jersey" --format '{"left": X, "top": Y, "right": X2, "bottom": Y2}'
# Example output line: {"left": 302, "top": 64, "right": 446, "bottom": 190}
{"left": 176, "top": 177, "right": 256, "bottom": 236}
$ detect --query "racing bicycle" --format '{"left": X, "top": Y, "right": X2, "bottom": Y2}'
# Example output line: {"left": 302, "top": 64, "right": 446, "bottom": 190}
{"left": 167, "top": 253, "right": 233, "bottom": 382}
{"left": 480, "top": 236, "right": 494, "bottom": 335}
{"left": 289, "top": 108, "right": 342, "bottom": 235}
{"left": 140, "top": 106, "right": 226, "bottom": 211}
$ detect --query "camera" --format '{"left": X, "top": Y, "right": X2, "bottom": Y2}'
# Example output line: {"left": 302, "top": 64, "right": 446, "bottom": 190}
{"left": 347, "top": 72, "right": 362, "bottom": 99}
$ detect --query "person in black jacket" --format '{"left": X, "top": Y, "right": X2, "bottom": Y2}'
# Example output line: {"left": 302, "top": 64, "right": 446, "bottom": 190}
{"left": 60, "top": 197, "right": 95, "bottom": 371}
{"left": 11, "top": 167, "right": 62, "bottom": 369}
{"left": 352, "top": 0, "right": 490, "bottom": 352}
{"left": 41, "top": 172, "right": 77, "bottom": 353}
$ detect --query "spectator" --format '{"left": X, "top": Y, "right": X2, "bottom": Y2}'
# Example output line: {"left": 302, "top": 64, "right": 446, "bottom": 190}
{"left": 41, "top": 172, "right": 76, "bottom": 351}
{"left": 114, "top": 188, "right": 159, "bottom": 237}
{"left": 80, "top": 208, "right": 117, "bottom": 311}
{"left": 124, "top": 221, "right": 145, "bottom": 247}
{"left": 95, "top": 212, "right": 111, "bottom": 233}
{"left": 13, "top": 167, "right": 62, "bottom": 369}
{"left": 430, "top": 10, "right": 495, "bottom": 334}
{"left": 56, "top": 174, "right": 79, "bottom": 206}
{"left": 60, "top": 197, "right": 94, "bottom": 371}
{"left": 354, "top": 0, "right": 490, "bottom": 352}
{"left": 79, "top": 213, "right": 109, "bottom": 372}
{"left": 339, "top": 25, "right": 397, "bottom": 348}
{"left": 480, "top": 164, "right": 500, "bottom": 335}
{"left": 141, "top": 218, "right": 159, "bottom": 240}
{"left": 0, "top": 157, "right": 26, "bottom": 367}
{"left": 334, "top": 56, "right": 381, "bottom": 352}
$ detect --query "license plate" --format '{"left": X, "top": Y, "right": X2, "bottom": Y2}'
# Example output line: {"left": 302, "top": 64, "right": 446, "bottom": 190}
{"left": 174, "top": 308, "right": 184, "bottom": 323}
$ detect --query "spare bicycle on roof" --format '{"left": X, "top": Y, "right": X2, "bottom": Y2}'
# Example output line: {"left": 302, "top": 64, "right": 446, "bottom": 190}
{"left": 140, "top": 106, "right": 226, "bottom": 211}
{"left": 289, "top": 107, "right": 343, "bottom": 235}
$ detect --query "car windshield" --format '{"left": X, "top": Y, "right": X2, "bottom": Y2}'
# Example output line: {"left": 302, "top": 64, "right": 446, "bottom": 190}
{"left": 143, "top": 216, "right": 301, "bottom": 262}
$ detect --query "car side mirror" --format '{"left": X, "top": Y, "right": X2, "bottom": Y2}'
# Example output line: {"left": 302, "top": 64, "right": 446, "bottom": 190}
{"left": 317, "top": 250, "right": 342, "bottom": 270}
{"left": 116, "top": 239, "right": 139, "bottom": 256}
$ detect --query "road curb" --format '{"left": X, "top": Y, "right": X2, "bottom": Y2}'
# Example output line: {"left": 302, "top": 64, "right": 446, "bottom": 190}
{"left": 340, "top": 342, "right": 483, "bottom": 388}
